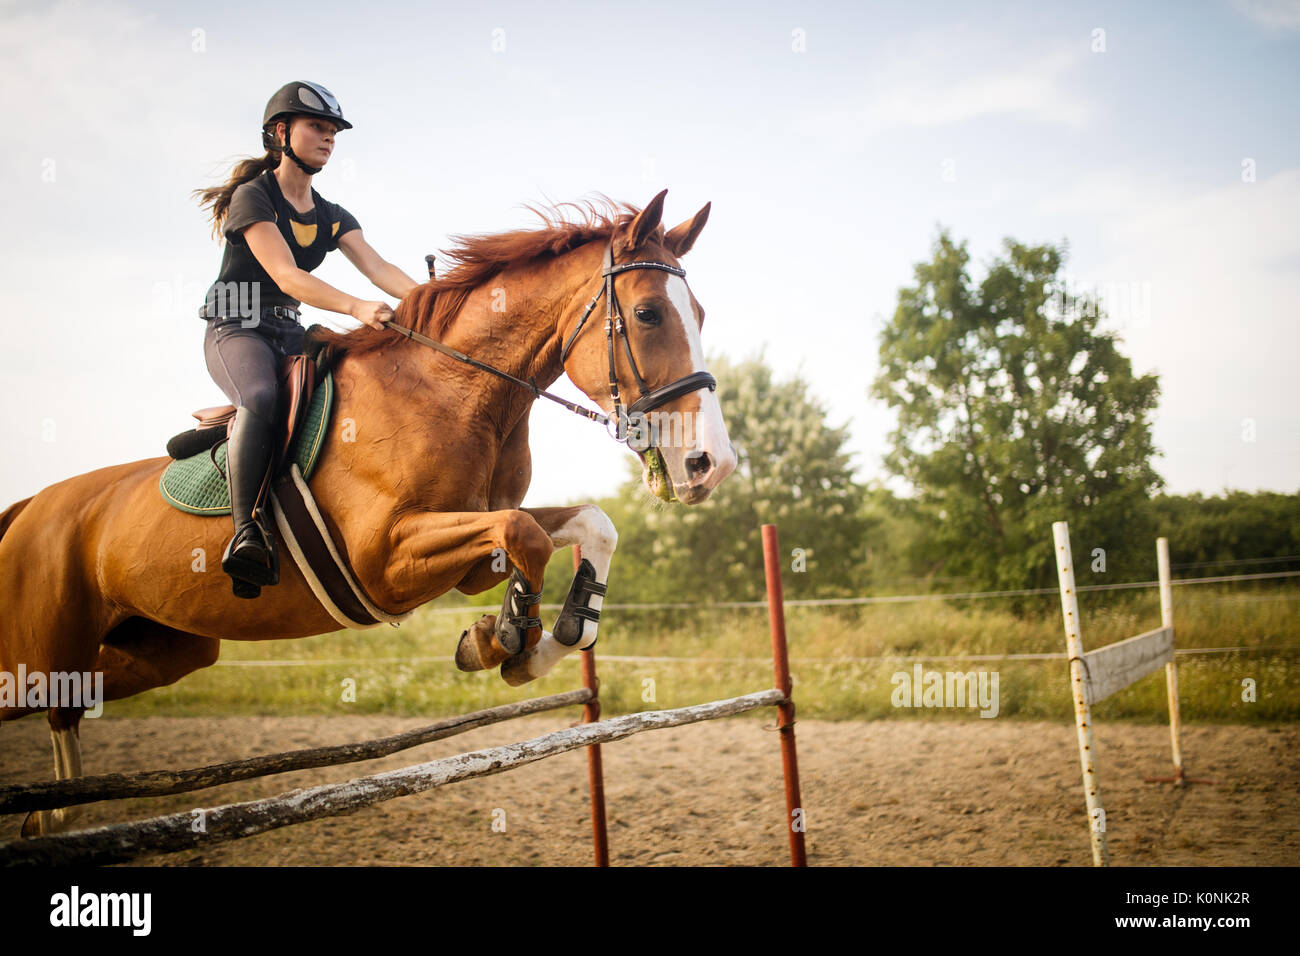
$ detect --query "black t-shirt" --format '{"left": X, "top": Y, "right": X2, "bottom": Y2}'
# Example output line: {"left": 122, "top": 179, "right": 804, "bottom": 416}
{"left": 198, "top": 169, "right": 360, "bottom": 318}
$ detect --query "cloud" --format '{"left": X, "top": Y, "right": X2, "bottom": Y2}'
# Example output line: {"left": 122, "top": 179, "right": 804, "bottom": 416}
{"left": 791, "top": 33, "right": 1095, "bottom": 146}
{"left": 1069, "top": 169, "right": 1300, "bottom": 493}
{"left": 0, "top": 0, "right": 259, "bottom": 188}
{"left": 862, "top": 48, "right": 1094, "bottom": 132}
{"left": 1230, "top": 0, "right": 1300, "bottom": 29}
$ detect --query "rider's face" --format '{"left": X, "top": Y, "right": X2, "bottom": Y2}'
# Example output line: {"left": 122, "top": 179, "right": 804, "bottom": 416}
{"left": 280, "top": 116, "right": 338, "bottom": 166}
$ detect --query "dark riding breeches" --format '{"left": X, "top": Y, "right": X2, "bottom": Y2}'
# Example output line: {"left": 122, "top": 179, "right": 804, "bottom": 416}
{"left": 203, "top": 314, "right": 305, "bottom": 419}
{"left": 202, "top": 314, "right": 305, "bottom": 530}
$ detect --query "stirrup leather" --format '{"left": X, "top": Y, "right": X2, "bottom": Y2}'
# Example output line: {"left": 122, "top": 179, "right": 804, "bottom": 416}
{"left": 494, "top": 567, "right": 541, "bottom": 655}
{"left": 554, "top": 558, "right": 606, "bottom": 647}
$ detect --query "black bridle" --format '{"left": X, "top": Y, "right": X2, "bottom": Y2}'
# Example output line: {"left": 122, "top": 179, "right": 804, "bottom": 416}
{"left": 383, "top": 239, "right": 717, "bottom": 446}
{"left": 561, "top": 240, "right": 716, "bottom": 442}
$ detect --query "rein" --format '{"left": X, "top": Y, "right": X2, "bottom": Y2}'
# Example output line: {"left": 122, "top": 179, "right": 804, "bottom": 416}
{"left": 380, "top": 239, "right": 716, "bottom": 444}
{"left": 381, "top": 318, "right": 610, "bottom": 427}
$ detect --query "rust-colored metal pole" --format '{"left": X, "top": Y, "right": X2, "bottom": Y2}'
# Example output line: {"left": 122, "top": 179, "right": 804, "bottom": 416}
{"left": 575, "top": 544, "right": 610, "bottom": 867}
{"left": 761, "top": 524, "right": 808, "bottom": 867}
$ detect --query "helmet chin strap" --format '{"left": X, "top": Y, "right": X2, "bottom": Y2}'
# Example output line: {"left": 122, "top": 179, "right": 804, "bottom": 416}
{"left": 278, "top": 122, "right": 322, "bottom": 176}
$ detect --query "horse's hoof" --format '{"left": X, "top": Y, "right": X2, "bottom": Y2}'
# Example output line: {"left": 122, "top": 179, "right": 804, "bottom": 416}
{"left": 455, "top": 627, "right": 485, "bottom": 671}
{"left": 456, "top": 614, "right": 510, "bottom": 672}
{"left": 21, "top": 808, "right": 67, "bottom": 838}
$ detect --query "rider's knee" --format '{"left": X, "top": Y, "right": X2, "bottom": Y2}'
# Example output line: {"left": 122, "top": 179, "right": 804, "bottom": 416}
{"left": 239, "top": 381, "right": 279, "bottom": 424}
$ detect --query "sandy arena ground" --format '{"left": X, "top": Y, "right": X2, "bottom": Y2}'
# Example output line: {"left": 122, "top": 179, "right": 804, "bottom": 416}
{"left": 2, "top": 714, "right": 1297, "bottom": 866}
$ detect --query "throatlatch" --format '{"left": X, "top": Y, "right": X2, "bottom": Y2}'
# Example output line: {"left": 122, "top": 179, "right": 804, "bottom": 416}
{"left": 554, "top": 558, "right": 606, "bottom": 648}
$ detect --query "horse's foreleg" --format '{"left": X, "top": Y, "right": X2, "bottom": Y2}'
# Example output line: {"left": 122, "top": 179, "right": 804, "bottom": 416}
{"left": 499, "top": 504, "right": 617, "bottom": 686}
{"left": 383, "top": 508, "right": 554, "bottom": 672}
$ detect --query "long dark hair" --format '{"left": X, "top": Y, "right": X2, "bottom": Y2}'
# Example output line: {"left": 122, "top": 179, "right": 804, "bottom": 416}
{"left": 192, "top": 119, "right": 293, "bottom": 239}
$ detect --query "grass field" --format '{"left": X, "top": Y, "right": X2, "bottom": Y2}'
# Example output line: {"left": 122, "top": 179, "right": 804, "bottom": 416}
{"left": 102, "top": 576, "right": 1299, "bottom": 724}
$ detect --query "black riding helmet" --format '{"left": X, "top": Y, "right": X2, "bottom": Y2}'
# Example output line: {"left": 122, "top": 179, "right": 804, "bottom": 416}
{"left": 261, "top": 81, "right": 351, "bottom": 175}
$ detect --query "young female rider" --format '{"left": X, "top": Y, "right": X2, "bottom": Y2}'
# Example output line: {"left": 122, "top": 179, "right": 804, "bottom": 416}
{"left": 193, "top": 81, "right": 420, "bottom": 598}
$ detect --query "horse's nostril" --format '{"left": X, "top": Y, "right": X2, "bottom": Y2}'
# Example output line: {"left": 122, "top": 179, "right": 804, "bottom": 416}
{"left": 686, "top": 451, "right": 712, "bottom": 479}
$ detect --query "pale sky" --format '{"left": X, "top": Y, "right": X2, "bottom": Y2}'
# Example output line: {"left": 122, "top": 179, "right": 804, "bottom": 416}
{"left": 2, "top": 0, "right": 1297, "bottom": 513}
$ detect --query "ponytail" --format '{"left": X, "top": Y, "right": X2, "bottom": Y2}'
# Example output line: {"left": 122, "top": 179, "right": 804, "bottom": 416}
{"left": 192, "top": 150, "right": 280, "bottom": 240}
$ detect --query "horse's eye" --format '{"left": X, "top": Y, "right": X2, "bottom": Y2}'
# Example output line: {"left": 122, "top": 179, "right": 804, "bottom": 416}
{"left": 634, "top": 308, "right": 660, "bottom": 326}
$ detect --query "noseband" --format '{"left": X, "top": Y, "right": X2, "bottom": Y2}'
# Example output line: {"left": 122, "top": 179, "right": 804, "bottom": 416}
{"left": 383, "top": 239, "right": 716, "bottom": 448}
{"left": 560, "top": 241, "right": 717, "bottom": 442}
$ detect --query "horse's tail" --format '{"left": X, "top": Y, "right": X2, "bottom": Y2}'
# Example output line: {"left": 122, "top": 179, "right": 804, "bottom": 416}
{"left": 0, "top": 496, "right": 34, "bottom": 544}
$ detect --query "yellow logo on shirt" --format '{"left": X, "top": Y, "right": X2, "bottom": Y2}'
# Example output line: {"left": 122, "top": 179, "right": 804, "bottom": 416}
{"left": 289, "top": 220, "right": 342, "bottom": 247}
{"left": 290, "top": 220, "right": 317, "bottom": 247}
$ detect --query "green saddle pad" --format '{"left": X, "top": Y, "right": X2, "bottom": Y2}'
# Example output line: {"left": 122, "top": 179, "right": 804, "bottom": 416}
{"left": 159, "top": 372, "right": 334, "bottom": 516}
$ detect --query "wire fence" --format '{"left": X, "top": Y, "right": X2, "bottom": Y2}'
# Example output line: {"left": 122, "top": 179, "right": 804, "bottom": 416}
{"left": 410, "top": 568, "right": 1300, "bottom": 615}
{"left": 214, "top": 566, "right": 1300, "bottom": 668}
{"left": 215, "top": 643, "right": 1300, "bottom": 668}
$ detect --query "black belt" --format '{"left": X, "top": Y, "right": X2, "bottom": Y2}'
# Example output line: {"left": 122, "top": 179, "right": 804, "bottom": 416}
{"left": 262, "top": 306, "right": 300, "bottom": 322}
{"left": 204, "top": 306, "right": 301, "bottom": 323}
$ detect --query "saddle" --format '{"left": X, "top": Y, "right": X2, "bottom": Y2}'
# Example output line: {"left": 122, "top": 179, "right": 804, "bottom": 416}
{"left": 166, "top": 353, "right": 320, "bottom": 466}
{"left": 159, "top": 338, "right": 407, "bottom": 624}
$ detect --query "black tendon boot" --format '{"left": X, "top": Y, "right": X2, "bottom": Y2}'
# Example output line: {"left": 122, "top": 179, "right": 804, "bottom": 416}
{"left": 221, "top": 405, "right": 279, "bottom": 598}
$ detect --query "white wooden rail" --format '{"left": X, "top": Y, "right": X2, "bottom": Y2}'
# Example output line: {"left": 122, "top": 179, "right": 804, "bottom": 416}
{"left": 0, "top": 690, "right": 783, "bottom": 867}
{"left": 1053, "top": 523, "right": 1200, "bottom": 867}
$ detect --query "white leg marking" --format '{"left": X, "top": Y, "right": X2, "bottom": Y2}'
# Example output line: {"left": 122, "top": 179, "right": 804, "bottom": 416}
{"left": 31, "top": 727, "right": 82, "bottom": 833}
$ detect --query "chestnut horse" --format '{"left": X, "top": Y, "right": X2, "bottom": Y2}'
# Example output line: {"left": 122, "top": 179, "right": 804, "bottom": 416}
{"left": 0, "top": 190, "right": 736, "bottom": 834}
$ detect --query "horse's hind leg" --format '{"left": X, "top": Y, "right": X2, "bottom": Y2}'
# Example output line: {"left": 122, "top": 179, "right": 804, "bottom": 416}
{"left": 20, "top": 709, "right": 85, "bottom": 837}
{"left": 94, "top": 617, "right": 222, "bottom": 702}
{"left": 20, "top": 620, "right": 220, "bottom": 837}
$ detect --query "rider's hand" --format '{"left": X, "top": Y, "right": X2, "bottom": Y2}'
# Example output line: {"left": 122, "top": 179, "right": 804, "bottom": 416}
{"left": 352, "top": 300, "right": 394, "bottom": 331}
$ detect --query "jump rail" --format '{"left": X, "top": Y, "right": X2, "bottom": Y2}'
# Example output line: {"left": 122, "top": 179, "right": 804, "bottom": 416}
{"left": 0, "top": 690, "right": 593, "bottom": 815}
{"left": 0, "top": 524, "right": 808, "bottom": 868}
{"left": 1, "top": 691, "right": 782, "bottom": 867}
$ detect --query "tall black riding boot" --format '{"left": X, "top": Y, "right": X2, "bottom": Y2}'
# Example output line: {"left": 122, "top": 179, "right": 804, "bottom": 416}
{"left": 221, "top": 405, "right": 278, "bottom": 598}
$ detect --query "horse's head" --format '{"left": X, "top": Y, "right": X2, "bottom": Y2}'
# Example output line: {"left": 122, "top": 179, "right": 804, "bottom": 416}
{"left": 561, "top": 190, "right": 737, "bottom": 505}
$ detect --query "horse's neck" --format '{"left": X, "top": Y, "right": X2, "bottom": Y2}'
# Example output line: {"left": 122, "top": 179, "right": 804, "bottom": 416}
{"left": 343, "top": 246, "right": 595, "bottom": 468}
{"left": 435, "top": 253, "right": 592, "bottom": 429}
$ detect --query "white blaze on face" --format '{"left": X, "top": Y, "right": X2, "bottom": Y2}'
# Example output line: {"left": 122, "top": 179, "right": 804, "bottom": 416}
{"left": 662, "top": 274, "right": 736, "bottom": 487}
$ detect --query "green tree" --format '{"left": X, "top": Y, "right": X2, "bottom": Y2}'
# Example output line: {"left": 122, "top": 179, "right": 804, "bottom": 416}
{"left": 599, "top": 353, "right": 869, "bottom": 602}
{"left": 872, "top": 230, "right": 1163, "bottom": 591}
{"left": 1148, "top": 491, "right": 1300, "bottom": 576}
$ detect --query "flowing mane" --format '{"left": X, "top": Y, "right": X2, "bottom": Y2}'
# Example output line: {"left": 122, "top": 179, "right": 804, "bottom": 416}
{"left": 310, "top": 196, "right": 659, "bottom": 360}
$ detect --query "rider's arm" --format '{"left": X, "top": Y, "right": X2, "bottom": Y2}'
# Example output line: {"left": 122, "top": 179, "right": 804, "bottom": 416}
{"left": 337, "top": 230, "right": 422, "bottom": 300}
{"left": 243, "top": 221, "right": 389, "bottom": 329}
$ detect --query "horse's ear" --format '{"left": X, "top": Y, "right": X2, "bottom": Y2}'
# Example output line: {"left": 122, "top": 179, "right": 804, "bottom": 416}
{"left": 615, "top": 189, "right": 668, "bottom": 256}
{"left": 664, "top": 202, "right": 711, "bottom": 258}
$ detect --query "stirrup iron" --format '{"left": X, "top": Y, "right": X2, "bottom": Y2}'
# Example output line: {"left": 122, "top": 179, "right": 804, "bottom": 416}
{"left": 221, "top": 516, "right": 279, "bottom": 598}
